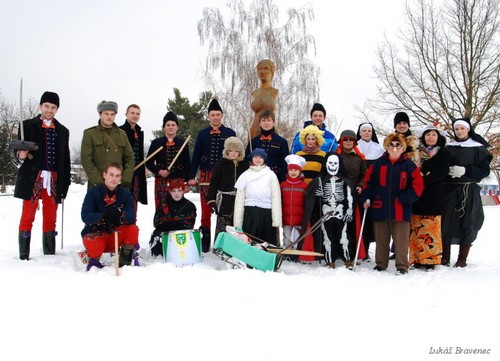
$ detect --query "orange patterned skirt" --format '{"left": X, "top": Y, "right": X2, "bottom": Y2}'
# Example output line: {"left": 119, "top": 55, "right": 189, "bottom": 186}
{"left": 409, "top": 215, "right": 443, "bottom": 265}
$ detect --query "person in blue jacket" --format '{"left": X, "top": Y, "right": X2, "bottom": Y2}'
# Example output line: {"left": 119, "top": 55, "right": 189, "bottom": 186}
{"left": 245, "top": 109, "right": 288, "bottom": 182}
{"left": 187, "top": 99, "right": 236, "bottom": 252}
{"left": 290, "top": 103, "right": 338, "bottom": 153}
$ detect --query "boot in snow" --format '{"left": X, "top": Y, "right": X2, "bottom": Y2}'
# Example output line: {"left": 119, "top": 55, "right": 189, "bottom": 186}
{"left": 42, "top": 230, "right": 57, "bottom": 255}
{"left": 200, "top": 226, "right": 211, "bottom": 253}
{"left": 454, "top": 244, "right": 471, "bottom": 268}
{"left": 19, "top": 231, "right": 31, "bottom": 260}
{"left": 86, "top": 258, "right": 104, "bottom": 271}
{"left": 119, "top": 244, "right": 135, "bottom": 267}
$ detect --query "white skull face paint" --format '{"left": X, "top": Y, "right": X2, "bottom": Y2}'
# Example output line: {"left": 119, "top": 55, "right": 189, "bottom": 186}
{"left": 326, "top": 154, "right": 340, "bottom": 176}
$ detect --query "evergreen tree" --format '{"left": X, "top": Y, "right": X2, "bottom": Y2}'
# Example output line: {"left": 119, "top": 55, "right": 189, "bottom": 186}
{"left": 153, "top": 88, "right": 212, "bottom": 155}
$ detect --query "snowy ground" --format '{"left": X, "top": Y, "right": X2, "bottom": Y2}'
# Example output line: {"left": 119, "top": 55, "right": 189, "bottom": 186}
{"left": 1, "top": 180, "right": 499, "bottom": 361}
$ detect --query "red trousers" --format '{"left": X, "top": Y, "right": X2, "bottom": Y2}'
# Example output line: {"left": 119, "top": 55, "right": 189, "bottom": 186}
{"left": 83, "top": 225, "right": 139, "bottom": 259}
{"left": 199, "top": 170, "right": 212, "bottom": 228}
{"left": 19, "top": 189, "right": 58, "bottom": 232}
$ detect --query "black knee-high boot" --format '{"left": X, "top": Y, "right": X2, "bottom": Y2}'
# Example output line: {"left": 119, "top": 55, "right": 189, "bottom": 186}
{"left": 19, "top": 231, "right": 31, "bottom": 260}
{"left": 441, "top": 243, "right": 451, "bottom": 266}
{"left": 42, "top": 231, "right": 57, "bottom": 255}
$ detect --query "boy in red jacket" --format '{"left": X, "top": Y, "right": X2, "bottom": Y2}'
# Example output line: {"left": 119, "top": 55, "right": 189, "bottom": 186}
{"left": 280, "top": 154, "right": 308, "bottom": 248}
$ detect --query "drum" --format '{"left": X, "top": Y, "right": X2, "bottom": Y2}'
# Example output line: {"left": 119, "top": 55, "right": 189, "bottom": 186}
{"left": 162, "top": 229, "right": 202, "bottom": 266}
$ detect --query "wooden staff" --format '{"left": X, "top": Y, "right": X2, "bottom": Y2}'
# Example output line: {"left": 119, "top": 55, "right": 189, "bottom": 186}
{"left": 133, "top": 146, "right": 163, "bottom": 171}
{"left": 114, "top": 231, "right": 119, "bottom": 277}
{"left": 248, "top": 126, "right": 253, "bottom": 153}
{"left": 167, "top": 135, "right": 191, "bottom": 171}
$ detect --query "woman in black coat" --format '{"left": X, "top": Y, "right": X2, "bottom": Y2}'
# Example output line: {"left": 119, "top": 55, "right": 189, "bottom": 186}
{"left": 409, "top": 124, "right": 450, "bottom": 270}
{"left": 441, "top": 117, "right": 492, "bottom": 267}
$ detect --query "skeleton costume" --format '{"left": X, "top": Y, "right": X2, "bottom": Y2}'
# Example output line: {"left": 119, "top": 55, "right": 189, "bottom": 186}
{"left": 299, "top": 154, "right": 358, "bottom": 267}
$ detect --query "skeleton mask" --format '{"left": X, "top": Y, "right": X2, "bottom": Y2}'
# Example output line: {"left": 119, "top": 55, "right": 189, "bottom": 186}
{"left": 326, "top": 154, "right": 340, "bottom": 176}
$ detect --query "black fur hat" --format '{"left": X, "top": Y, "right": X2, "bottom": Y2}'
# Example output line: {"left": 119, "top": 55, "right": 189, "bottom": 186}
{"left": 162, "top": 111, "right": 179, "bottom": 127}
{"left": 40, "top": 91, "right": 60, "bottom": 107}
{"left": 208, "top": 99, "right": 223, "bottom": 113}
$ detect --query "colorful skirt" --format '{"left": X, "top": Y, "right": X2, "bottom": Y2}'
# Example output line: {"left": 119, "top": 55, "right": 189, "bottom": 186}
{"left": 409, "top": 214, "right": 443, "bottom": 265}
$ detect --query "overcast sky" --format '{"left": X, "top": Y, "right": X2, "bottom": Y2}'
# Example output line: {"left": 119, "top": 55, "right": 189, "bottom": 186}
{"left": 0, "top": 0, "right": 405, "bottom": 150}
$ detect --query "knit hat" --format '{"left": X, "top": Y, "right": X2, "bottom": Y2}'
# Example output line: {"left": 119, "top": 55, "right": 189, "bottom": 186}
{"left": 394, "top": 112, "right": 410, "bottom": 128}
{"left": 249, "top": 148, "right": 267, "bottom": 163}
{"left": 383, "top": 133, "right": 407, "bottom": 152}
{"left": 162, "top": 111, "right": 179, "bottom": 127}
{"left": 285, "top": 154, "right": 306, "bottom": 171}
{"left": 40, "top": 91, "right": 60, "bottom": 107}
{"left": 97, "top": 100, "right": 118, "bottom": 114}
{"left": 208, "top": 98, "right": 223, "bottom": 113}
{"left": 299, "top": 124, "right": 325, "bottom": 146}
{"left": 223, "top": 136, "right": 245, "bottom": 161}
{"left": 310, "top": 103, "right": 326, "bottom": 117}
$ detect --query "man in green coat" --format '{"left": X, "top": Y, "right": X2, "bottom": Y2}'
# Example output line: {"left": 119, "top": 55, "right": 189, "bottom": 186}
{"left": 81, "top": 101, "right": 135, "bottom": 190}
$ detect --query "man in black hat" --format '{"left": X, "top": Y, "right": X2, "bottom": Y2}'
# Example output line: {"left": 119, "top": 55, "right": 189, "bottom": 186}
{"left": 187, "top": 99, "right": 236, "bottom": 252}
{"left": 119, "top": 104, "right": 147, "bottom": 209}
{"left": 146, "top": 110, "right": 191, "bottom": 208}
{"left": 14, "top": 91, "right": 71, "bottom": 260}
{"left": 290, "top": 102, "right": 338, "bottom": 153}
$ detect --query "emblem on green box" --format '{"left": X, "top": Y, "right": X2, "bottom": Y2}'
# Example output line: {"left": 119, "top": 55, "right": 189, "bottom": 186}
{"left": 162, "top": 229, "right": 202, "bottom": 267}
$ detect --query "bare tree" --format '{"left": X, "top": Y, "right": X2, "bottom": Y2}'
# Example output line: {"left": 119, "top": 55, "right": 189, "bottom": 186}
{"left": 367, "top": 0, "right": 499, "bottom": 183}
{"left": 370, "top": 0, "right": 499, "bottom": 132}
{"left": 197, "top": 0, "right": 320, "bottom": 141}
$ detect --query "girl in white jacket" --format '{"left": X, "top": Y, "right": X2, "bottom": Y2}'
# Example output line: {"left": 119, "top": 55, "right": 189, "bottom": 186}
{"left": 233, "top": 148, "right": 282, "bottom": 246}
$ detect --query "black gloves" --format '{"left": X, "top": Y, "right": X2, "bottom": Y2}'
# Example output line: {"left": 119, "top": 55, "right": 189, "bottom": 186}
{"left": 102, "top": 206, "right": 123, "bottom": 230}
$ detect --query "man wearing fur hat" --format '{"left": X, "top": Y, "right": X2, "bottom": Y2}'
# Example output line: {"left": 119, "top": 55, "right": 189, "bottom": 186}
{"left": 81, "top": 101, "right": 135, "bottom": 190}
{"left": 188, "top": 99, "right": 236, "bottom": 252}
{"left": 146, "top": 111, "right": 190, "bottom": 208}
{"left": 207, "top": 137, "right": 249, "bottom": 241}
{"left": 360, "top": 133, "right": 423, "bottom": 275}
{"left": 290, "top": 103, "right": 338, "bottom": 153}
{"left": 15, "top": 91, "right": 71, "bottom": 260}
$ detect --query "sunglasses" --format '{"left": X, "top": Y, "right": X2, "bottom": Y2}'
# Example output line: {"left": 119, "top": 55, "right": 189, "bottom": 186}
{"left": 388, "top": 142, "right": 402, "bottom": 149}
{"left": 342, "top": 137, "right": 356, "bottom": 142}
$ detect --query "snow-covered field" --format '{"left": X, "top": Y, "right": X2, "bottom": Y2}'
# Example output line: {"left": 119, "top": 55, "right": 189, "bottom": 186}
{"left": 1, "top": 181, "right": 498, "bottom": 361}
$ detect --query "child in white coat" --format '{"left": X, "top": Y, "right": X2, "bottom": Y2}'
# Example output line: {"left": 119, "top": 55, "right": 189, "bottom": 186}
{"left": 233, "top": 148, "right": 282, "bottom": 246}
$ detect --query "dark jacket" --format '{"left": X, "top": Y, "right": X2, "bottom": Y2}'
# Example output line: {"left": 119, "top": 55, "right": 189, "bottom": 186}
{"left": 445, "top": 145, "right": 492, "bottom": 184}
{"left": 412, "top": 147, "right": 450, "bottom": 215}
{"left": 146, "top": 136, "right": 190, "bottom": 181}
{"left": 338, "top": 149, "right": 367, "bottom": 190}
{"left": 207, "top": 157, "right": 249, "bottom": 216}
{"left": 119, "top": 121, "right": 147, "bottom": 204}
{"left": 14, "top": 115, "right": 71, "bottom": 203}
{"left": 245, "top": 132, "right": 289, "bottom": 182}
{"left": 189, "top": 125, "right": 236, "bottom": 178}
{"left": 361, "top": 153, "right": 424, "bottom": 222}
{"left": 81, "top": 184, "right": 136, "bottom": 236}
{"left": 154, "top": 196, "right": 197, "bottom": 232}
